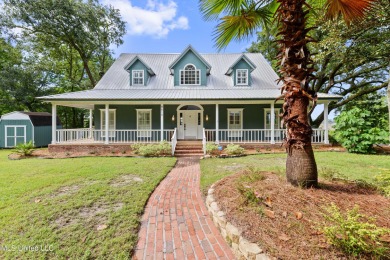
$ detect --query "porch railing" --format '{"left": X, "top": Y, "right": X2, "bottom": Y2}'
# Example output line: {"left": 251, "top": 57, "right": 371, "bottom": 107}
{"left": 55, "top": 128, "right": 326, "bottom": 144}
{"left": 204, "top": 129, "right": 325, "bottom": 143}
{"left": 171, "top": 128, "right": 177, "bottom": 156}
{"left": 56, "top": 129, "right": 175, "bottom": 144}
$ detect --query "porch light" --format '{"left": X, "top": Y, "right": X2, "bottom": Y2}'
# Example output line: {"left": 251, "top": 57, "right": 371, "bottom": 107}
{"left": 205, "top": 114, "right": 209, "bottom": 121}
{"left": 171, "top": 115, "right": 175, "bottom": 121}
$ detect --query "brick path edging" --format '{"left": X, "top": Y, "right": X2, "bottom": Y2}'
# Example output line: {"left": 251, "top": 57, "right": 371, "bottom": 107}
{"left": 206, "top": 184, "right": 270, "bottom": 260}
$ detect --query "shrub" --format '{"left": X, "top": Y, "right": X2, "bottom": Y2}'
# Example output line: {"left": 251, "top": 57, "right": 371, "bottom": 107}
{"left": 130, "top": 143, "right": 143, "bottom": 154}
{"left": 334, "top": 107, "right": 389, "bottom": 153}
{"left": 319, "top": 167, "right": 347, "bottom": 181}
{"left": 328, "top": 130, "right": 339, "bottom": 146}
{"left": 205, "top": 142, "right": 219, "bottom": 155}
{"left": 14, "top": 141, "right": 35, "bottom": 156}
{"left": 374, "top": 171, "right": 390, "bottom": 197}
{"left": 156, "top": 141, "right": 171, "bottom": 155}
{"left": 321, "top": 203, "right": 390, "bottom": 258}
{"left": 138, "top": 145, "right": 159, "bottom": 157}
{"left": 224, "top": 143, "right": 245, "bottom": 155}
{"left": 132, "top": 141, "right": 172, "bottom": 157}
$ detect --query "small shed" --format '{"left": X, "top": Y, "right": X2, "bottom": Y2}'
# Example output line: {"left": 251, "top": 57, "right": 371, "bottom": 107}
{"left": 0, "top": 111, "right": 62, "bottom": 148}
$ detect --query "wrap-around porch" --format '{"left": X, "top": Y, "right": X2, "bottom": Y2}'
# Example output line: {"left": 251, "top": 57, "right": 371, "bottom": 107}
{"left": 50, "top": 102, "right": 331, "bottom": 155}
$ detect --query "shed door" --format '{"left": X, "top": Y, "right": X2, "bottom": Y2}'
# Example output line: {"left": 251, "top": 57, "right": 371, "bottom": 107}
{"left": 5, "top": 126, "right": 26, "bottom": 147}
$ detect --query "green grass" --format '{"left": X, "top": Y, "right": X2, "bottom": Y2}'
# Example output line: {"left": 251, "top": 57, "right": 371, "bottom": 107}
{"left": 0, "top": 149, "right": 176, "bottom": 259}
{"left": 200, "top": 152, "right": 390, "bottom": 193}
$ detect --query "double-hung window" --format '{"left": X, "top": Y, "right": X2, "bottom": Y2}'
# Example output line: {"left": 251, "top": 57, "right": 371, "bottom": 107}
{"left": 100, "top": 109, "right": 116, "bottom": 137}
{"left": 132, "top": 70, "right": 144, "bottom": 85}
{"left": 236, "top": 69, "right": 248, "bottom": 85}
{"left": 228, "top": 109, "right": 243, "bottom": 137}
{"left": 180, "top": 64, "right": 200, "bottom": 85}
{"left": 137, "top": 109, "right": 152, "bottom": 137}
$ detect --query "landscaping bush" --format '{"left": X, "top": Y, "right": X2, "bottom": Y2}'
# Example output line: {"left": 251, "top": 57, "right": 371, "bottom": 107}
{"left": 334, "top": 107, "right": 388, "bottom": 154}
{"left": 205, "top": 142, "right": 219, "bottom": 155}
{"left": 131, "top": 141, "right": 172, "bottom": 157}
{"left": 224, "top": 143, "right": 245, "bottom": 155}
{"left": 14, "top": 141, "right": 35, "bottom": 156}
{"left": 130, "top": 143, "right": 143, "bottom": 154}
{"left": 321, "top": 203, "right": 390, "bottom": 258}
{"left": 374, "top": 171, "right": 390, "bottom": 197}
{"left": 328, "top": 130, "right": 339, "bottom": 146}
{"left": 156, "top": 141, "right": 171, "bottom": 155}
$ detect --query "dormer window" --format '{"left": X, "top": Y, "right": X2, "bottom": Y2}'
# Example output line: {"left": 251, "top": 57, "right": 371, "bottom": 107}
{"left": 132, "top": 70, "right": 144, "bottom": 85}
{"left": 180, "top": 64, "right": 200, "bottom": 85}
{"left": 236, "top": 69, "right": 248, "bottom": 85}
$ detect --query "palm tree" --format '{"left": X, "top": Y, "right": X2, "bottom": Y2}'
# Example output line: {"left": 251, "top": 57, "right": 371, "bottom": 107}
{"left": 200, "top": 0, "right": 377, "bottom": 187}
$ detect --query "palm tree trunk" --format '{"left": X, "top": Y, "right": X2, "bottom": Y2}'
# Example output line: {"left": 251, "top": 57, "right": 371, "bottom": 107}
{"left": 277, "top": 0, "right": 318, "bottom": 187}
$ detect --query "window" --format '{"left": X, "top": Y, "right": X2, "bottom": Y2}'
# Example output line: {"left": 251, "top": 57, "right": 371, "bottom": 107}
{"left": 100, "top": 109, "right": 116, "bottom": 137}
{"left": 5, "top": 126, "right": 26, "bottom": 147}
{"left": 264, "top": 109, "right": 281, "bottom": 129}
{"left": 137, "top": 109, "right": 152, "bottom": 137}
{"left": 180, "top": 64, "right": 200, "bottom": 85}
{"left": 236, "top": 69, "right": 248, "bottom": 85}
{"left": 132, "top": 70, "right": 144, "bottom": 85}
{"left": 228, "top": 109, "right": 243, "bottom": 137}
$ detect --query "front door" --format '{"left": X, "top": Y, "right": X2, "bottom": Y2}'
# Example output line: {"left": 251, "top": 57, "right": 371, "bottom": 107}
{"left": 177, "top": 105, "right": 203, "bottom": 140}
{"left": 183, "top": 111, "right": 198, "bottom": 139}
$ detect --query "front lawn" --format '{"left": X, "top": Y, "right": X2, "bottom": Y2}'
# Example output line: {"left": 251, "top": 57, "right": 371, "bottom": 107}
{"left": 200, "top": 151, "right": 390, "bottom": 192}
{"left": 0, "top": 149, "right": 176, "bottom": 259}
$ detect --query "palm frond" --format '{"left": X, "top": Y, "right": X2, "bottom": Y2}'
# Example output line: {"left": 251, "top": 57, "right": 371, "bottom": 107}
{"left": 213, "top": 4, "right": 273, "bottom": 50}
{"left": 325, "top": 0, "right": 378, "bottom": 25}
{"left": 199, "top": 0, "right": 246, "bottom": 21}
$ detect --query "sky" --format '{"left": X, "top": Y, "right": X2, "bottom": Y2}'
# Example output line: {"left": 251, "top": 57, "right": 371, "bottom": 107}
{"left": 101, "top": 0, "right": 256, "bottom": 57}
{"left": 101, "top": 0, "right": 331, "bottom": 120}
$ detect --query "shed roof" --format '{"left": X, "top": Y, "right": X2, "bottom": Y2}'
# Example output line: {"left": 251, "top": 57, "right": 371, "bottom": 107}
{"left": 1, "top": 111, "right": 61, "bottom": 126}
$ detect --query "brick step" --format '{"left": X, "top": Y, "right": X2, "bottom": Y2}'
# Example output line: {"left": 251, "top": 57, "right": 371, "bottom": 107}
{"left": 175, "top": 150, "right": 203, "bottom": 154}
{"left": 175, "top": 146, "right": 203, "bottom": 150}
{"left": 175, "top": 153, "right": 204, "bottom": 157}
{"left": 176, "top": 141, "right": 202, "bottom": 145}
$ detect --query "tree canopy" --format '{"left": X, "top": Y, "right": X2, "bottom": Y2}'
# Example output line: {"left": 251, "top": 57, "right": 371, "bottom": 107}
{"left": 247, "top": 0, "right": 390, "bottom": 126}
{"left": 0, "top": 0, "right": 126, "bottom": 127}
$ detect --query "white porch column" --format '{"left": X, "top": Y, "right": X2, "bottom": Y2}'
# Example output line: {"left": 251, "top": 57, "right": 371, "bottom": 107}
{"left": 324, "top": 102, "right": 329, "bottom": 144}
{"left": 105, "top": 104, "right": 109, "bottom": 144}
{"left": 51, "top": 104, "right": 57, "bottom": 144}
{"left": 270, "top": 102, "right": 275, "bottom": 144}
{"left": 89, "top": 109, "right": 93, "bottom": 139}
{"left": 216, "top": 104, "right": 219, "bottom": 143}
{"left": 160, "top": 104, "right": 164, "bottom": 141}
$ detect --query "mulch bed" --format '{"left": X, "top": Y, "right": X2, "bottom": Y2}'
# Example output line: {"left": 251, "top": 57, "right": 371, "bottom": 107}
{"left": 213, "top": 171, "right": 390, "bottom": 260}
{"left": 8, "top": 149, "right": 136, "bottom": 160}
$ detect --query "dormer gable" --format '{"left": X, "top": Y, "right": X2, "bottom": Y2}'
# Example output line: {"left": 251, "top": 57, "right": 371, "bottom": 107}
{"left": 169, "top": 45, "right": 211, "bottom": 86}
{"left": 124, "top": 56, "right": 155, "bottom": 86}
{"left": 225, "top": 54, "right": 256, "bottom": 86}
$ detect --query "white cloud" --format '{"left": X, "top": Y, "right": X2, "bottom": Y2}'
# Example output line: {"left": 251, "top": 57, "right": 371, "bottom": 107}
{"left": 103, "top": 0, "right": 189, "bottom": 38}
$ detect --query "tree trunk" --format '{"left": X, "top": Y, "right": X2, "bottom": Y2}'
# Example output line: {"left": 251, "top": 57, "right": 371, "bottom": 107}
{"left": 277, "top": 0, "right": 318, "bottom": 187}
{"left": 286, "top": 145, "right": 317, "bottom": 187}
{"left": 285, "top": 94, "right": 318, "bottom": 187}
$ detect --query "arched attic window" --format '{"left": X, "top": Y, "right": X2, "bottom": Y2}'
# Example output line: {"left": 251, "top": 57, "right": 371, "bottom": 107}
{"left": 180, "top": 64, "right": 200, "bottom": 85}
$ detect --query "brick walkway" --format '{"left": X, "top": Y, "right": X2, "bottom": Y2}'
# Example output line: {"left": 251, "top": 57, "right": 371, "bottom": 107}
{"left": 133, "top": 157, "right": 235, "bottom": 260}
